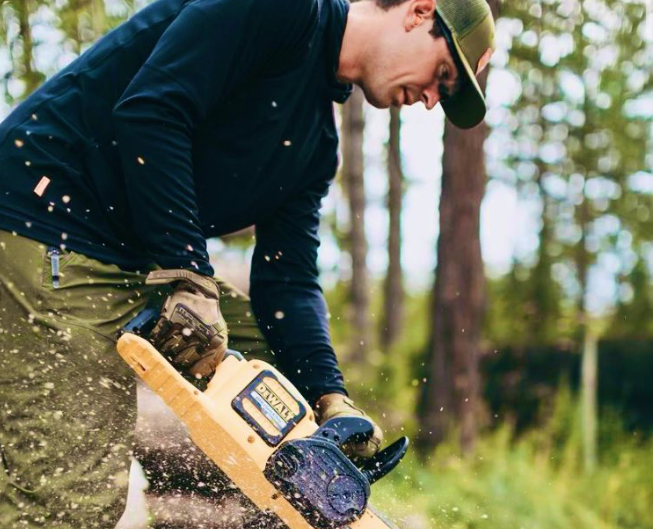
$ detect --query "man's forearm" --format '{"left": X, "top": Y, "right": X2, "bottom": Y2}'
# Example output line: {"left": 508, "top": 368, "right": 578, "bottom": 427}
{"left": 250, "top": 280, "right": 347, "bottom": 406}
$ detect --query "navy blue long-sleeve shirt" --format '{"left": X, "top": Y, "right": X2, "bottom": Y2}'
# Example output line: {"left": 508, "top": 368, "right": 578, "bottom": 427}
{"left": 0, "top": 0, "right": 351, "bottom": 404}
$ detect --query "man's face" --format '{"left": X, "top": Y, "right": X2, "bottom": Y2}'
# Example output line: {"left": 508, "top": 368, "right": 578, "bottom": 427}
{"left": 358, "top": 3, "right": 461, "bottom": 110}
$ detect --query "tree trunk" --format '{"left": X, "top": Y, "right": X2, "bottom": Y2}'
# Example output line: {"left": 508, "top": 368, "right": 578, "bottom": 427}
{"left": 576, "top": 179, "right": 597, "bottom": 473}
{"left": 527, "top": 162, "right": 562, "bottom": 344}
{"left": 417, "top": 118, "right": 487, "bottom": 455}
{"left": 341, "top": 86, "right": 369, "bottom": 362}
{"left": 581, "top": 330, "right": 598, "bottom": 473}
{"left": 380, "top": 107, "right": 405, "bottom": 352}
{"left": 417, "top": 0, "right": 497, "bottom": 454}
{"left": 15, "top": 0, "right": 40, "bottom": 96}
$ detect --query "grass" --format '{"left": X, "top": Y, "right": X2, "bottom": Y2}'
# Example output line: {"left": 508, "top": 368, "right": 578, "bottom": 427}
{"left": 371, "top": 391, "right": 653, "bottom": 529}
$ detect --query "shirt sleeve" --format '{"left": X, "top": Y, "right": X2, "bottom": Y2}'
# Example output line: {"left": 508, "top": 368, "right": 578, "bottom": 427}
{"left": 112, "top": 0, "right": 318, "bottom": 275}
{"left": 249, "top": 166, "right": 347, "bottom": 406}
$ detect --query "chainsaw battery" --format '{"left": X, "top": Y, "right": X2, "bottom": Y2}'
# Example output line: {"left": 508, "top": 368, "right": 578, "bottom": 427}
{"left": 233, "top": 371, "right": 307, "bottom": 446}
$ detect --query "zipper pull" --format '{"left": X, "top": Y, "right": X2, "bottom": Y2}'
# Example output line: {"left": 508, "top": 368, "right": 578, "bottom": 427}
{"left": 48, "top": 247, "right": 60, "bottom": 289}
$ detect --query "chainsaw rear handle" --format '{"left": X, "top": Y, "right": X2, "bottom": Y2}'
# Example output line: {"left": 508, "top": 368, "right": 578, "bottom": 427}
{"left": 314, "top": 416, "right": 375, "bottom": 447}
{"left": 122, "top": 308, "right": 244, "bottom": 361}
{"left": 122, "top": 306, "right": 159, "bottom": 337}
{"left": 314, "top": 417, "right": 409, "bottom": 485}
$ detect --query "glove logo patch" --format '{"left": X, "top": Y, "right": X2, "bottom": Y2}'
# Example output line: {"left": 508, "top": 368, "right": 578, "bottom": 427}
{"left": 171, "top": 304, "right": 212, "bottom": 343}
{"left": 232, "top": 371, "right": 307, "bottom": 446}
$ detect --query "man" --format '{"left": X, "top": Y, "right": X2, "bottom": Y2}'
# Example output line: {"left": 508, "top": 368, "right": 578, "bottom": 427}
{"left": 0, "top": 0, "right": 495, "bottom": 526}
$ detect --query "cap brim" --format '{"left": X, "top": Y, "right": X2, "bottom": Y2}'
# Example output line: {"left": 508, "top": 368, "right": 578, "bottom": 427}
{"left": 441, "top": 36, "right": 487, "bottom": 130}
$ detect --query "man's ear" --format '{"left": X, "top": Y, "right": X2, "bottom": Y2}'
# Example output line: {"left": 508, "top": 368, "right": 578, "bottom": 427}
{"left": 404, "top": 0, "right": 436, "bottom": 31}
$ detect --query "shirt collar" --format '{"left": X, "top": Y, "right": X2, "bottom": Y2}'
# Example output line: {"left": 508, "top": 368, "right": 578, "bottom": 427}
{"left": 324, "top": 0, "right": 352, "bottom": 104}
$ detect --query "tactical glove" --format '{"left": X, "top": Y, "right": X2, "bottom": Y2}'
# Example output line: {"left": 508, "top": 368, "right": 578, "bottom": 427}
{"left": 314, "top": 393, "right": 384, "bottom": 459}
{"left": 146, "top": 269, "right": 228, "bottom": 379}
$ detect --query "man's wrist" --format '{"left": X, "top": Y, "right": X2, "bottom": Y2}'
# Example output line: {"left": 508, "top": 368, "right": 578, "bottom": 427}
{"left": 313, "top": 392, "right": 356, "bottom": 423}
{"left": 312, "top": 389, "right": 348, "bottom": 410}
{"left": 146, "top": 269, "right": 219, "bottom": 299}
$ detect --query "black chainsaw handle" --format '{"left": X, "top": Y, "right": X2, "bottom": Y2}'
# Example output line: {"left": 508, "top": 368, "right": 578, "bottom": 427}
{"left": 359, "top": 436, "right": 409, "bottom": 484}
{"left": 314, "top": 417, "right": 410, "bottom": 484}
{"left": 121, "top": 307, "right": 160, "bottom": 337}
{"left": 314, "top": 416, "right": 375, "bottom": 447}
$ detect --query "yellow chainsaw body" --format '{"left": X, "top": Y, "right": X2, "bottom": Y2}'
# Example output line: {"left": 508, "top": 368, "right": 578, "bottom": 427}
{"left": 116, "top": 333, "right": 396, "bottom": 529}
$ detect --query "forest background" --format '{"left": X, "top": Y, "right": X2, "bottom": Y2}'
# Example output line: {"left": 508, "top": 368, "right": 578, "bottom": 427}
{"left": 1, "top": 0, "right": 652, "bottom": 527}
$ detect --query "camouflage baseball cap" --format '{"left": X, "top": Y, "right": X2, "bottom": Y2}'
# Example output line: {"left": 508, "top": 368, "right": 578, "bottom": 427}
{"left": 436, "top": 0, "right": 496, "bottom": 129}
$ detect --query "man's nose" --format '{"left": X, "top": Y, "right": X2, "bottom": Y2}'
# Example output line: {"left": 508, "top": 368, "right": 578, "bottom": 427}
{"left": 421, "top": 89, "right": 440, "bottom": 110}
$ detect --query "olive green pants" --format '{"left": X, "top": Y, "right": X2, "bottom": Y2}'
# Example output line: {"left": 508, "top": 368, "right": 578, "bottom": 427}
{"left": 0, "top": 231, "right": 271, "bottom": 528}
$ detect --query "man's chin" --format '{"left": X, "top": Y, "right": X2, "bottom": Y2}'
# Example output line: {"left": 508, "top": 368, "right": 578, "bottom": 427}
{"left": 358, "top": 84, "right": 391, "bottom": 109}
{"left": 368, "top": 100, "right": 391, "bottom": 109}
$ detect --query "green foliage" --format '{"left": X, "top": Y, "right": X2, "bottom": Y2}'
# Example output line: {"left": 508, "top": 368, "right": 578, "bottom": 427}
{"left": 607, "top": 257, "right": 653, "bottom": 338}
{"left": 484, "top": 269, "right": 577, "bottom": 347}
{"left": 487, "top": 0, "right": 653, "bottom": 344}
{"left": 373, "top": 390, "right": 653, "bottom": 529}
{"left": 0, "top": 0, "right": 138, "bottom": 104}
{"left": 0, "top": 0, "right": 46, "bottom": 102}
{"left": 57, "top": 0, "right": 136, "bottom": 54}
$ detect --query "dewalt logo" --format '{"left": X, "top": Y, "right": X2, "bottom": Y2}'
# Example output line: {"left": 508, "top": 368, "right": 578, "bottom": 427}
{"left": 255, "top": 382, "right": 296, "bottom": 423}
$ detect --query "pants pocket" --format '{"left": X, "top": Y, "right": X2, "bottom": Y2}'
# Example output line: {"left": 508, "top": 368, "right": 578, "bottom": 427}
{"left": 42, "top": 245, "right": 79, "bottom": 290}
{"left": 39, "top": 246, "right": 152, "bottom": 338}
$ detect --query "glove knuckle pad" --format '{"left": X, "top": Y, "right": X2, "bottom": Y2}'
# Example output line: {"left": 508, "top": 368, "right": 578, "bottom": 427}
{"left": 148, "top": 275, "right": 228, "bottom": 380}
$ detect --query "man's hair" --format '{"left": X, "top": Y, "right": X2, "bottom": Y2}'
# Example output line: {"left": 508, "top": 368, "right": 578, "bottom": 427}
{"left": 374, "top": 0, "right": 443, "bottom": 38}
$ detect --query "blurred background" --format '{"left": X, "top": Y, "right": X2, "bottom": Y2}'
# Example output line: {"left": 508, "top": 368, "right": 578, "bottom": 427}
{"left": 2, "top": 0, "right": 653, "bottom": 527}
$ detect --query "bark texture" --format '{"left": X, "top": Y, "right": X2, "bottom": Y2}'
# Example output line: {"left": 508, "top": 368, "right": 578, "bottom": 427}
{"left": 341, "top": 86, "right": 370, "bottom": 362}
{"left": 418, "top": 117, "right": 487, "bottom": 455}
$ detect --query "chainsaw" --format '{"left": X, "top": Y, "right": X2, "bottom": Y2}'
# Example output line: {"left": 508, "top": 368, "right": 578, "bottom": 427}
{"left": 118, "top": 309, "right": 408, "bottom": 529}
